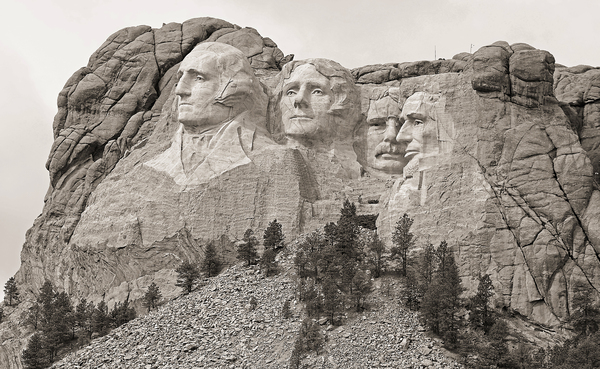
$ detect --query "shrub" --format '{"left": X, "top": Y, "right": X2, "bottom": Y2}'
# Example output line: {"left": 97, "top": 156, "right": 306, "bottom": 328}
{"left": 282, "top": 300, "right": 292, "bottom": 319}
{"left": 249, "top": 296, "right": 258, "bottom": 311}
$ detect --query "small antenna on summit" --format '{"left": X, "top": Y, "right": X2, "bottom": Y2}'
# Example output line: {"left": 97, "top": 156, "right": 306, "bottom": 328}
{"left": 435, "top": 45, "right": 437, "bottom": 60}
{"left": 470, "top": 44, "right": 475, "bottom": 53}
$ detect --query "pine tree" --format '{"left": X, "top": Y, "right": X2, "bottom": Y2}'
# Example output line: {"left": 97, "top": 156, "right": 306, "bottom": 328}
{"left": 175, "top": 260, "right": 201, "bottom": 294}
{"left": 299, "top": 280, "right": 321, "bottom": 317}
{"left": 295, "top": 231, "right": 327, "bottom": 281}
{"left": 469, "top": 273, "right": 495, "bottom": 332}
{"left": 334, "top": 200, "right": 359, "bottom": 260}
{"left": 322, "top": 276, "right": 342, "bottom": 324}
{"left": 403, "top": 269, "right": 423, "bottom": 311}
{"left": 110, "top": 297, "right": 136, "bottom": 328}
{"left": 22, "top": 332, "right": 48, "bottom": 369}
{"left": 339, "top": 199, "right": 357, "bottom": 221}
{"left": 263, "top": 219, "right": 285, "bottom": 251}
{"left": 39, "top": 290, "right": 73, "bottom": 362}
{"left": 419, "top": 242, "right": 435, "bottom": 287}
{"left": 143, "top": 282, "right": 162, "bottom": 312}
{"left": 74, "top": 298, "right": 94, "bottom": 344}
{"left": 391, "top": 213, "right": 415, "bottom": 276}
{"left": 420, "top": 244, "right": 463, "bottom": 345}
{"left": 4, "top": 276, "right": 19, "bottom": 306}
{"left": 300, "top": 318, "right": 325, "bottom": 355}
{"left": 201, "top": 241, "right": 221, "bottom": 278}
{"left": 366, "top": 233, "right": 386, "bottom": 278}
{"left": 260, "top": 248, "right": 278, "bottom": 276}
{"left": 569, "top": 281, "right": 600, "bottom": 338}
{"left": 91, "top": 300, "right": 110, "bottom": 337}
{"left": 237, "top": 229, "right": 259, "bottom": 266}
{"left": 351, "top": 269, "right": 372, "bottom": 312}
{"left": 0, "top": 306, "right": 3, "bottom": 323}
{"left": 38, "top": 281, "right": 55, "bottom": 325}
{"left": 26, "top": 302, "right": 41, "bottom": 330}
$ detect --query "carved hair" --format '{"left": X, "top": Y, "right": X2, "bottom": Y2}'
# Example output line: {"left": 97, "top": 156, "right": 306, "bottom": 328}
{"left": 269, "top": 58, "right": 361, "bottom": 141}
{"left": 400, "top": 91, "right": 438, "bottom": 122}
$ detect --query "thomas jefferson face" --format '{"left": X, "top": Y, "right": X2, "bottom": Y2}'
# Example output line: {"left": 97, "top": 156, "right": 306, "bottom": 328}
{"left": 280, "top": 64, "right": 334, "bottom": 140}
{"left": 175, "top": 51, "right": 231, "bottom": 134}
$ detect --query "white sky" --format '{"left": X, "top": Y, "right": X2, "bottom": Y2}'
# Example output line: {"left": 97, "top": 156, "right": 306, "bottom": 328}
{"left": 2, "top": 0, "right": 600, "bottom": 298}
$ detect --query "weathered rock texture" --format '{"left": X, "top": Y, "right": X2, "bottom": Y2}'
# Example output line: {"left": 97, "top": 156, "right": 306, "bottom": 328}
{"left": 376, "top": 42, "right": 599, "bottom": 326}
{"left": 2, "top": 16, "right": 600, "bottom": 369}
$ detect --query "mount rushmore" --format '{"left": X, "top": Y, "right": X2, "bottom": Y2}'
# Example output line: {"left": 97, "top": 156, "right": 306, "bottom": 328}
{"left": 2, "top": 16, "right": 600, "bottom": 368}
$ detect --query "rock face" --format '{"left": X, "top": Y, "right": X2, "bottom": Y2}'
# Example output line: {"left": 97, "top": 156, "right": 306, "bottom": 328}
{"left": 3, "top": 16, "right": 600, "bottom": 369}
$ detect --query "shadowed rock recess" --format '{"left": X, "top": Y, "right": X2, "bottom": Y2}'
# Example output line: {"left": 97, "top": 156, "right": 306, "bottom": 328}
{"left": 2, "top": 17, "right": 600, "bottom": 368}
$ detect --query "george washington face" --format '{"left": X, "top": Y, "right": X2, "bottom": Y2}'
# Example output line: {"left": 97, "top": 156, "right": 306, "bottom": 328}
{"left": 175, "top": 50, "right": 232, "bottom": 134}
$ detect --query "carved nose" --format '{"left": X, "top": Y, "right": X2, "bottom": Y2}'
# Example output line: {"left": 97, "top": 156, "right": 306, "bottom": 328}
{"left": 292, "top": 88, "right": 309, "bottom": 108}
{"left": 383, "top": 117, "right": 400, "bottom": 143}
{"left": 396, "top": 120, "right": 413, "bottom": 143}
{"left": 175, "top": 76, "right": 191, "bottom": 97}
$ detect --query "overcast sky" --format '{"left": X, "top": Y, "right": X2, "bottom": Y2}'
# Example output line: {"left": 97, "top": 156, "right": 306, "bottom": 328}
{"left": 2, "top": 0, "right": 599, "bottom": 298}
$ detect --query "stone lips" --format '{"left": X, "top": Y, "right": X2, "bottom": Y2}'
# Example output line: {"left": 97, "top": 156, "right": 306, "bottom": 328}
{"left": 2, "top": 16, "right": 600, "bottom": 369}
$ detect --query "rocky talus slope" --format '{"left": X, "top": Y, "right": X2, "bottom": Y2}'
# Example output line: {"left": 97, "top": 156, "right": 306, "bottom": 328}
{"left": 51, "top": 260, "right": 464, "bottom": 369}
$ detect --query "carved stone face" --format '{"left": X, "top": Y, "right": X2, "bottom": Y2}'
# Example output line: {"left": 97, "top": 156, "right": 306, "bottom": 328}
{"left": 175, "top": 51, "right": 232, "bottom": 134}
{"left": 366, "top": 116, "right": 412, "bottom": 174}
{"left": 280, "top": 64, "right": 334, "bottom": 141}
{"left": 365, "top": 92, "right": 410, "bottom": 175}
{"left": 398, "top": 94, "right": 429, "bottom": 161}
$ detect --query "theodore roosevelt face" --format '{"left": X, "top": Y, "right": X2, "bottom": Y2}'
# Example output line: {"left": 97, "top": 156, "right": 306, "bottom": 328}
{"left": 279, "top": 64, "right": 334, "bottom": 141}
{"left": 366, "top": 115, "right": 414, "bottom": 174}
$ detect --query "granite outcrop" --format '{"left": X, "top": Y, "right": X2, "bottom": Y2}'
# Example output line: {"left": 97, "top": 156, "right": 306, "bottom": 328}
{"left": 2, "top": 16, "right": 600, "bottom": 369}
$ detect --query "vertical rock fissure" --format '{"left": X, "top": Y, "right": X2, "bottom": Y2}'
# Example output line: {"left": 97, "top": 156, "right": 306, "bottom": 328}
{"left": 458, "top": 141, "right": 552, "bottom": 316}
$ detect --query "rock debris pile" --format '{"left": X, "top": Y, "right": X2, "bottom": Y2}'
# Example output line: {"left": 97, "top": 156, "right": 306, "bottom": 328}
{"left": 52, "top": 262, "right": 463, "bottom": 369}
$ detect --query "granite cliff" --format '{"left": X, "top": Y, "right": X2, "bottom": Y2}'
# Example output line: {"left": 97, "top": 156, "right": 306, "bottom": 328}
{"left": 2, "top": 17, "right": 600, "bottom": 369}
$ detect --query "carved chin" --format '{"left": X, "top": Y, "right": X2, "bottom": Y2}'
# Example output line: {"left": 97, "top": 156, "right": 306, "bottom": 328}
{"left": 369, "top": 157, "right": 409, "bottom": 174}
{"left": 284, "top": 120, "right": 320, "bottom": 138}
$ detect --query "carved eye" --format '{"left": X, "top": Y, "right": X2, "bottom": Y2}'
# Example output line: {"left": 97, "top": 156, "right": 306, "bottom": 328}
{"left": 195, "top": 75, "right": 204, "bottom": 81}
{"left": 286, "top": 89, "right": 297, "bottom": 97}
{"left": 414, "top": 119, "right": 423, "bottom": 126}
{"left": 312, "top": 89, "right": 323, "bottom": 95}
{"left": 369, "top": 120, "right": 385, "bottom": 128}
